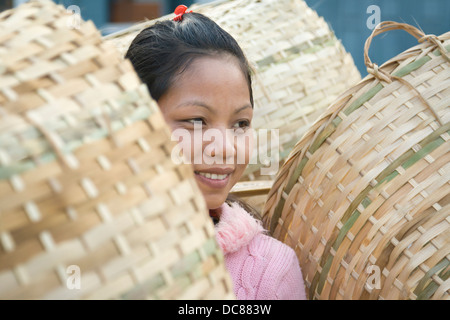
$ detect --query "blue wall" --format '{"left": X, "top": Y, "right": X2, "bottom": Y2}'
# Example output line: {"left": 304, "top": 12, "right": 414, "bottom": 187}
{"left": 304, "top": 0, "right": 450, "bottom": 76}
{"left": 166, "top": 0, "right": 194, "bottom": 13}
{"left": 53, "top": 0, "right": 110, "bottom": 30}
{"left": 53, "top": 0, "right": 196, "bottom": 28}
{"left": 52, "top": 0, "right": 189, "bottom": 34}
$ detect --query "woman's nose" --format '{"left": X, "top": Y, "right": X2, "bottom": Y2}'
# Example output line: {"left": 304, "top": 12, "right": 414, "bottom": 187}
{"left": 204, "top": 127, "right": 236, "bottom": 163}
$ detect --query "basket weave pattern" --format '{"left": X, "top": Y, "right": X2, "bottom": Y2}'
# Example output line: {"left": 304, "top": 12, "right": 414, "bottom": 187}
{"left": 0, "top": 0, "right": 233, "bottom": 300}
{"left": 262, "top": 22, "right": 450, "bottom": 300}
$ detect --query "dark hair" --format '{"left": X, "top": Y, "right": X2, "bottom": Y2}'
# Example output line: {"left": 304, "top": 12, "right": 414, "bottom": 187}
{"left": 225, "top": 193, "right": 263, "bottom": 224}
{"left": 125, "top": 12, "right": 253, "bottom": 106}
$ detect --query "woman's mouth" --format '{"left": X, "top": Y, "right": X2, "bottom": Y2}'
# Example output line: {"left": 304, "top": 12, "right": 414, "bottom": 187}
{"left": 194, "top": 170, "right": 232, "bottom": 189}
{"left": 196, "top": 172, "right": 228, "bottom": 180}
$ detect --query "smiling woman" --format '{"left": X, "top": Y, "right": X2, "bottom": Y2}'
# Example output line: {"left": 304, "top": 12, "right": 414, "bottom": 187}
{"left": 125, "top": 6, "right": 307, "bottom": 300}
{"left": 158, "top": 55, "right": 253, "bottom": 209}
{"left": 125, "top": 9, "right": 255, "bottom": 212}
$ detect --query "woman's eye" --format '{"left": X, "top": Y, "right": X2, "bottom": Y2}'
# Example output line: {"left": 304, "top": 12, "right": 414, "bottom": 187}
{"left": 233, "top": 120, "right": 251, "bottom": 129}
{"left": 186, "top": 118, "right": 205, "bottom": 125}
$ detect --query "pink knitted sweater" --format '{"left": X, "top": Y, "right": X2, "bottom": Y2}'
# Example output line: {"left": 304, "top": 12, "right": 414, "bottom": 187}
{"left": 214, "top": 202, "right": 306, "bottom": 300}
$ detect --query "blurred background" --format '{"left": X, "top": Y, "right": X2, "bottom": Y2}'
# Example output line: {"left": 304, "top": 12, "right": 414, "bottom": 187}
{"left": 1, "top": 0, "right": 449, "bottom": 76}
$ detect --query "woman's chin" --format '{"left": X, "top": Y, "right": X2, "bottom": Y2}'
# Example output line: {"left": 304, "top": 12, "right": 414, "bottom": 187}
{"left": 203, "top": 193, "right": 228, "bottom": 210}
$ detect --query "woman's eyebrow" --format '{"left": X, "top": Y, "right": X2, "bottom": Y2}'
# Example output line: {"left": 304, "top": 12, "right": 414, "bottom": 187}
{"left": 175, "top": 101, "right": 252, "bottom": 114}
{"left": 234, "top": 104, "right": 252, "bottom": 114}
{"left": 176, "top": 100, "right": 214, "bottom": 113}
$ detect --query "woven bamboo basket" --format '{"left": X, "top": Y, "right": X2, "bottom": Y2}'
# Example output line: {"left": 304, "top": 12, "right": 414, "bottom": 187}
{"left": 0, "top": 0, "right": 234, "bottom": 300}
{"left": 262, "top": 21, "right": 450, "bottom": 300}
{"left": 104, "top": 0, "right": 361, "bottom": 212}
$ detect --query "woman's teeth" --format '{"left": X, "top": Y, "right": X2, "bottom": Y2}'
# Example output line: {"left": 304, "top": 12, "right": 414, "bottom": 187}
{"left": 195, "top": 172, "right": 229, "bottom": 180}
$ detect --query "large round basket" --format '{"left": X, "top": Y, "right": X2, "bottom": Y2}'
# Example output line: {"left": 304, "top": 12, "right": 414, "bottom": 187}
{"left": 0, "top": 0, "right": 234, "bottom": 300}
{"left": 104, "top": 0, "right": 361, "bottom": 176}
{"left": 262, "top": 22, "right": 450, "bottom": 300}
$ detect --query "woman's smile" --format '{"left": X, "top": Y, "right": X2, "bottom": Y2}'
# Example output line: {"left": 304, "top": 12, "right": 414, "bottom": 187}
{"left": 194, "top": 167, "right": 234, "bottom": 189}
{"left": 194, "top": 171, "right": 230, "bottom": 188}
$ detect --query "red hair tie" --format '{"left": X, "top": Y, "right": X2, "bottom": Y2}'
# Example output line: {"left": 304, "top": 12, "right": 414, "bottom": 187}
{"left": 173, "top": 5, "right": 192, "bottom": 22}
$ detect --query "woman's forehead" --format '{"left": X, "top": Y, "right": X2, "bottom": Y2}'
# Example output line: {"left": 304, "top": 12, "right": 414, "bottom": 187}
{"left": 164, "top": 56, "right": 251, "bottom": 109}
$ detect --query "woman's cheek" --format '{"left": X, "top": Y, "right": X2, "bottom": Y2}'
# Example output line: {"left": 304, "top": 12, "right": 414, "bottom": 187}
{"left": 248, "top": 130, "right": 255, "bottom": 164}
{"left": 169, "top": 127, "right": 197, "bottom": 165}
{"left": 236, "top": 130, "right": 254, "bottom": 166}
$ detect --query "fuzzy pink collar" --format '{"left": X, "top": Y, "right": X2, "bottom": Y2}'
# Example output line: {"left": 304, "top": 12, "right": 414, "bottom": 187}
{"left": 214, "top": 202, "right": 265, "bottom": 255}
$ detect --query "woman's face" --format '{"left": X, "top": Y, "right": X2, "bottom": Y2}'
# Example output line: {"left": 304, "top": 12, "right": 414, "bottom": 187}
{"left": 158, "top": 55, "right": 253, "bottom": 210}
